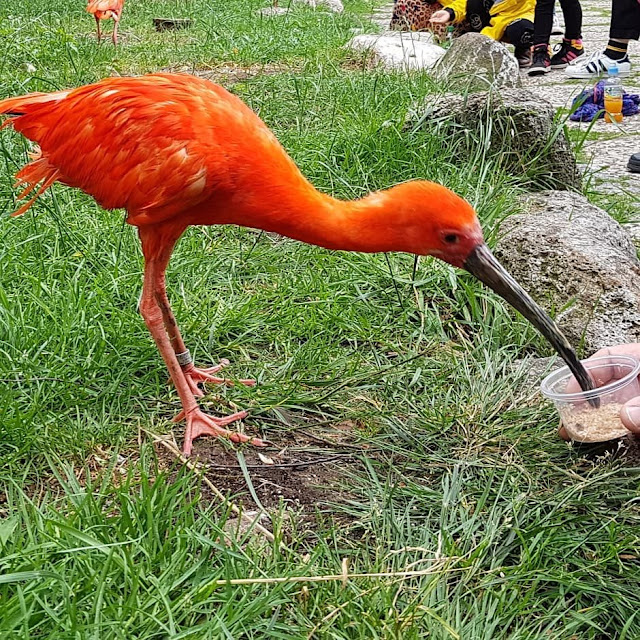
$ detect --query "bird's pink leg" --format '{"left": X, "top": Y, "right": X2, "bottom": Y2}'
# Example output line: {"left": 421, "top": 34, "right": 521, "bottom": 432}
{"left": 112, "top": 16, "right": 119, "bottom": 46}
{"left": 153, "top": 243, "right": 255, "bottom": 397}
{"left": 95, "top": 16, "right": 102, "bottom": 43}
{"left": 139, "top": 227, "right": 265, "bottom": 456}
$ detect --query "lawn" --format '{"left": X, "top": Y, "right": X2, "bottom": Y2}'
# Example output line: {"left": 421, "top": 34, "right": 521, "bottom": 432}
{"left": 1, "top": 0, "right": 640, "bottom": 638}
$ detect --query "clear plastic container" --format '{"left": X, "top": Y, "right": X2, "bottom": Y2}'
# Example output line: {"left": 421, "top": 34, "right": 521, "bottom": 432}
{"left": 540, "top": 355, "right": 640, "bottom": 443}
{"left": 604, "top": 64, "right": 624, "bottom": 123}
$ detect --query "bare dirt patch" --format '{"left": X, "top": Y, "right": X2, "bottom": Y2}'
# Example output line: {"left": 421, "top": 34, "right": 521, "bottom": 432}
{"left": 171, "top": 416, "right": 367, "bottom": 512}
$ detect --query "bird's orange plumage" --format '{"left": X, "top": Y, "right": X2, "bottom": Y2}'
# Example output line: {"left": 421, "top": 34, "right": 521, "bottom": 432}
{"left": 0, "top": 74, "right": 480, "bottom": 257}
{"left": 86, "top": 0, "right": 124, "bottom": 20}
{"left": 87, "top": 0, "right": 124, "bottom": 44}
{"left": 0, "top": 73, "right": 483, "bottom": 454}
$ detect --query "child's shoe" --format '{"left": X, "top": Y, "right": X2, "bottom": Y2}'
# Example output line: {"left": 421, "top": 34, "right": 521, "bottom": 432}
{"left": 565, "top": 50, "right": 631, "bottom": 78}
{"left": 550, "top": 38, "right": 584, "bottom": 68}
{"left": 516, "top": 46, "right": 532, "bottom": 68}
{"left": 528, "top": 44, "right": 551, "bottom": 76}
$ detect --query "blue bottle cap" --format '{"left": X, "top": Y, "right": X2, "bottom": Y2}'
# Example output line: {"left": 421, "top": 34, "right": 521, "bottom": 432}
{"left": 609, "top": 64, "right": 619, "bottom": 75}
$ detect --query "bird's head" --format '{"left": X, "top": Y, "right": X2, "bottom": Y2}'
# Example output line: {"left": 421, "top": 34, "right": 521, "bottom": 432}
{"left": 379, "top": 181, "right": 484, "bottom": 267}
{"left": 380, "top": 181, "right": 595, "bottom": 396}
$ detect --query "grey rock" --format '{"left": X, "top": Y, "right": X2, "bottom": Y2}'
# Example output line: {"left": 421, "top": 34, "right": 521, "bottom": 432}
{"left": 345, "top": 31, "right": 445, "bottom": 71}
{"left": 493, "top": 191, "right": 640, "bottom": 355}
{"left": 625, "top": 223, "right": 640, "bottom": 243}
{"left": 408, "top": 88, "right": 581, "bottom": 190}
{"left": 433, "top": 32, "right": 521, "bottom": 91}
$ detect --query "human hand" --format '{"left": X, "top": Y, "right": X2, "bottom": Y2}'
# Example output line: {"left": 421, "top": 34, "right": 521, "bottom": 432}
{"left": 429, "top": 10, "right": 451, "bottom": 24}
{"left": 558, "top": 343, "right": 640, "bottom": 441}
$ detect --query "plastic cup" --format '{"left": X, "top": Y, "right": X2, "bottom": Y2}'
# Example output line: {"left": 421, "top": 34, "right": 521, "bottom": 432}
{"left": 540, "top": 355, "right": 640, "bottom": 443}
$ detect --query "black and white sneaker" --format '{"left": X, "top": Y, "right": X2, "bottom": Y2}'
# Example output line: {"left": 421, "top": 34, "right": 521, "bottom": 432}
{"left": 565, "top": 50, "right": 631, "bottom": 78}
{"left": 528, "top": 45, "right": 551, "bottom": 76}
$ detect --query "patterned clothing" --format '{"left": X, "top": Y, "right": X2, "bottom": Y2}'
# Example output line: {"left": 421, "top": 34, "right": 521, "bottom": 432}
{"left": 390, "top": 0, "right": 467, "bottom": 40}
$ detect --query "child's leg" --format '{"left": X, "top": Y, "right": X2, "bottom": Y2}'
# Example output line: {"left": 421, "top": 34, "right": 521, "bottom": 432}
{"left": 546, "top": 0, "right": 583, "bottom": 68}
{"left": 533, "top": 0, "right": 556, "bottom": 46}
{"left": 605, "top": 0, "right": 640, "bottom": 59}
{"left": 504, "top": 18, "right": 534, "bottom": 67}
{"left": 610, "top": 0, "right": 640, "bottom": 42}
{"left": 503, "top": 18, "right": 534, "bottom": 48}
{"left": 530, "top": 0, "right": 554, "bottom": 75}
{"left": 558, "top": 0, "right": 582, "bottom": 40}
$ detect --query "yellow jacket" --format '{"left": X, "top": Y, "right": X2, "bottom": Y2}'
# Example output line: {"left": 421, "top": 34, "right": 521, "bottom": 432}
{"left": 440, "top": 0, "right": 535, "bottom": 42}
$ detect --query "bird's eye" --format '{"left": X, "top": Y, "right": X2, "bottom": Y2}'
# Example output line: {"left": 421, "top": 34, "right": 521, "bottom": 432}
{"left": 443, "top": 233, "right": 459, "bottom": 244}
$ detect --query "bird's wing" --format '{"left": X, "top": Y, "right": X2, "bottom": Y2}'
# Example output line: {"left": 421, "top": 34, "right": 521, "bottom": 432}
{"left": 0, "top": 74, "right": 264, "bottom": 224}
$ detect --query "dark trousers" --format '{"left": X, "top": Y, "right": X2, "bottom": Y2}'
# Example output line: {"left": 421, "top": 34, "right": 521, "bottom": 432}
{"left": 466, "top": 0, "right": 534, "bottom": 49}
{"left": 533, "top": 0, "right": 582, "bottom": 45}
{"left": 466, "top": 0, "right": 492, "bottom": 32}
{"left": 610, "top": 0, "right": 640, "bottom": 40}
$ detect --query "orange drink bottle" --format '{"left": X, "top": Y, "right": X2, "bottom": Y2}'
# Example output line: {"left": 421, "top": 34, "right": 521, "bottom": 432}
{"left": 604, "top": 65, "right": 624, "bottom": 123}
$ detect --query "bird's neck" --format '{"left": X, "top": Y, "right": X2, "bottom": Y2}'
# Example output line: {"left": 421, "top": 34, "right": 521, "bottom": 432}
{"left": 223, "top": 182, "right": 417, "bottom": 255}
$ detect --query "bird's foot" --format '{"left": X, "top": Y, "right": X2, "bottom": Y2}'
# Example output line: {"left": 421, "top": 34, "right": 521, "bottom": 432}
{"left": 175, "top": 407, "right": 266, "bottom": 456}
{"left": 181, "top": 358, "right": 256, "bottom": 398}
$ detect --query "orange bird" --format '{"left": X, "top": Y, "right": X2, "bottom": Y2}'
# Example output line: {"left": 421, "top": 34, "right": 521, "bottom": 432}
{"left": 86, "top": 0, "right": 124, "bottom": 45}
{"left": 0, "top": 74, "right": 593, "bottom": 455}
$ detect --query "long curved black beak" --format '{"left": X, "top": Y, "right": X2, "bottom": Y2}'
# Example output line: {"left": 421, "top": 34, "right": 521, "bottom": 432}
{"left": 464, "top": 244, "right": 597, "bottom": 402}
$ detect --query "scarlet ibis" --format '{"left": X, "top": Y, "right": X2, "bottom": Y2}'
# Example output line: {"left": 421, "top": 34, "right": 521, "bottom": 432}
{"left": 86, "top": 0, "right": 124, "bottom": 45}
{"left": 0, "top": 74, "right": 594, "bottom": 455}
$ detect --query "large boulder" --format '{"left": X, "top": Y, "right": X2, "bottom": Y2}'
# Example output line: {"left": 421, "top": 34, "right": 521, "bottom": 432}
{"left": 407, "top": 88, "right": 581, "bottom": 190}
{"left": 345, "top": 31, "right": 445, "bottom": 71}
{"left": 493, "top": 191, "right": 640, "bottom": 354}
{"left": 433, "top": 32, "right": 520, "bottom": 91}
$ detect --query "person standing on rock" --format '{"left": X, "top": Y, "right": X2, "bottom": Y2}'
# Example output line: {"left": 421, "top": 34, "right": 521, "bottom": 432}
{"left": 528, "top": 0, "right": 584, "bottom": 76}
{"left": 430, "top": 0, "right": 536, "bottom": 67}
{"left": 565, "top": 0, "right": 639, "bottom": 77}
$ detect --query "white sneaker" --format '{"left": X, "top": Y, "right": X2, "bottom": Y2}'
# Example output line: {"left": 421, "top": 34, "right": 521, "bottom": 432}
{"left": 565, "top": 50, "right": 631, "bottom": 78}
{"left": 551, "top": 13, "right": 563, "bottom": 36}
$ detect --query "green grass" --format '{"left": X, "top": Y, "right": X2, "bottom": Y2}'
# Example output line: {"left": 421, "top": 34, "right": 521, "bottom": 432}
{"left": 1, "top": 0, "right": 640, "bottom": 637}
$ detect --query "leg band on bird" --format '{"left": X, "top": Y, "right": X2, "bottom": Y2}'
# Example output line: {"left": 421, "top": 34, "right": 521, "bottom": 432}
{"left": 175, "top": 349, "right": 193, "bottom": 367}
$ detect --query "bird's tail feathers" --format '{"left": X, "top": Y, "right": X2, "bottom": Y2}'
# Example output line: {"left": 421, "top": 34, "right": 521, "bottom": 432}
{"left": 10, "top": 149, "right": 60, "bottom": 217}
{"left": 0, "top": 90, "right": 70, "bottom": 120}
{"left": 0, "top": 93, "right": 67, "bottom": 215}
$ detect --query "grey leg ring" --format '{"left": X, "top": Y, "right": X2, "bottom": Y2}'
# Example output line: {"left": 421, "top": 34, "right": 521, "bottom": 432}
{"left": 176, "top": 349, "right": 193, "bottom": 367}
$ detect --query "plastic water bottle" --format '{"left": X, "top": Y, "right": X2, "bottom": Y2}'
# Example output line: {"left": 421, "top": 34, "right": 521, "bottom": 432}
{"left": 604, "top": 65, "right": 624, "bottom": 123}
{"left": 445, "top": 25, "right": 454, "bottom": 48}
